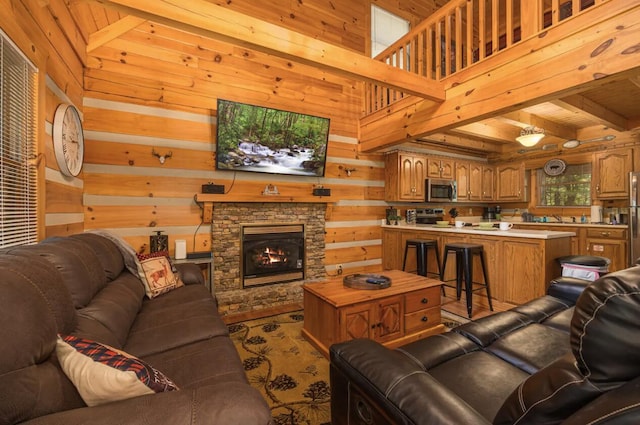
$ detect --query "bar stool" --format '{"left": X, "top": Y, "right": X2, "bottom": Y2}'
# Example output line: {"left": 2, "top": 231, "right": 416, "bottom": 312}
{"left": 402, "top": 239, "right": 441, "bottom": 279}
{"left": 441, "top": 242, "right": 493, "bottom": 318}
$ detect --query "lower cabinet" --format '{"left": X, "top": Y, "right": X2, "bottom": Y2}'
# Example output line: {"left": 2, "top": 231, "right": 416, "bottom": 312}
{"left": 512, "top": 224, "right": 628, "bottom": 272}
{"left": 383, "top": 228, "right": 570, "bottom": 306}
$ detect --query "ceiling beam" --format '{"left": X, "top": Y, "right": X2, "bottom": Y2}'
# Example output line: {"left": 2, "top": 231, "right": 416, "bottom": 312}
{"left": 87, "top": 15, "right": 146, "bottom": 52}
{"left": 497, "top": 111, "right": 577, "bottom": 140}
{"left": 449, "top": 121, "right": 517, "bottom": 143}
{"left": 549, "top": 94, "right": 628, "bottom": 131}
{"left": 88, "top": 0, "right": 445, "bottom": 101}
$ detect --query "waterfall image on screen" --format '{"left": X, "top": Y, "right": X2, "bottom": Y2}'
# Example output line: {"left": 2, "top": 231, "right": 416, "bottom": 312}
{"left": 215, "top": 99, "right": 330, "bottom": 177}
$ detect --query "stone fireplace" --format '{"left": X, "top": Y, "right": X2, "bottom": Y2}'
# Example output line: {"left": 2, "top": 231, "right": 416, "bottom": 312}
{"left": 241, "top": 223, "right": 305, "bottom": 288}
{"left": 211, "top": 202, "right": 326, "bottom": 315}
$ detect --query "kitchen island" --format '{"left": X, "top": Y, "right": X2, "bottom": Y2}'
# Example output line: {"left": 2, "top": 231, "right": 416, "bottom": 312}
{"left": 382, "top": 224, "right": 575, "bottom": 307}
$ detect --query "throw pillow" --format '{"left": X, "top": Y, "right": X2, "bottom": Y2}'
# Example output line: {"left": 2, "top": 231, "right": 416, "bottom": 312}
{"left": 136, "top": 251, "right": 184, "bottom": 298}
{"left": 56, "top": 335, "right": 179, "bottom": 407}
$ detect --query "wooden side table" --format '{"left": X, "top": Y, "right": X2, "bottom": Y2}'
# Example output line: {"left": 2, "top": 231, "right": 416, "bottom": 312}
{"left": 302, "top": 270, "right": 444, "bottom": 358}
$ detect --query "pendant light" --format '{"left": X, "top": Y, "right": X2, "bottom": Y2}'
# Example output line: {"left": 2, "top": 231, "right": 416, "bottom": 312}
{"left": 516, "top": 126, "right": 545, "bottom": 147}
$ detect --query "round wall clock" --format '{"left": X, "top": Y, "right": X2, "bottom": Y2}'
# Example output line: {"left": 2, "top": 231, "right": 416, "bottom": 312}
{"left": 543, "top": 158, "right": 566, "bottom": 176}
{"left": 53, "top": 103, "right": 84, "bottom": 177}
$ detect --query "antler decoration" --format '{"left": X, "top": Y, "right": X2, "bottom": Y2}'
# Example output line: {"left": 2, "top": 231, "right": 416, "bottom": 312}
{"left": 152, "top": 148, "right": 173, "bottom": 164}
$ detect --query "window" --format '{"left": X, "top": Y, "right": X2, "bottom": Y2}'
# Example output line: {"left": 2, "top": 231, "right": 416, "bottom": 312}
{"left": 371, "top": 5, "right": 410, "bottom": 58}
{"left": 1, "top": 29, "right": 38, "bottom": 247}
{"left": 537, "top": 163, "right": 591, "bottom": 206}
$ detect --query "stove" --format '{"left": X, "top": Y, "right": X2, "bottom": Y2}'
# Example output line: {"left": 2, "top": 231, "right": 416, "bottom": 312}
{"left": 415, "top": 208, "right": 445, "bottom": 225}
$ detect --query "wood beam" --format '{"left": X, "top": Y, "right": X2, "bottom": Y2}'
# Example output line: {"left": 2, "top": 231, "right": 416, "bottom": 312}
{"left": 549, "top": 94, "right": 629, "bottom": 131}
{"left": 450, "top": 121, "right": 518, "bottom": 143}
{"left": 89, "top": 0, "right": 445, "bottom": 101}
{"left": 87, "top": 15, "right": 146, "bottom": 52}
{"left": 360, "top": 2, "right": 640, "bottom": 152}
{"left": 498, "top": 111, "right": 577, "bottom": 140}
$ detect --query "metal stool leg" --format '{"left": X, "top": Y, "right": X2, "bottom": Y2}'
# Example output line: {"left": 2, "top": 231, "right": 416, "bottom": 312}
{"left": 416, "top": 244, "right": 427, "bottom": 276}
{"left": 463, "top": 248, "right": 474, "bottom": 318}
{"left": 479, "top": 250, "right": 494, "bottom": 311}
{"left": 402, "top": 242, "right": 411, "bottom": 271}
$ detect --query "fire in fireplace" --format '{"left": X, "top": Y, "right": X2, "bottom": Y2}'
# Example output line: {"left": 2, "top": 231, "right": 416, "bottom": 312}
{"left": 241, "top": 224, "right": 305, "bottom": 287}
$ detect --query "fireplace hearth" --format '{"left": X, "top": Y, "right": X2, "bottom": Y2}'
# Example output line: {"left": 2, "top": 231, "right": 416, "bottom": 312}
{"left": 241, "top": 224, "right": 305, "bottom": 287}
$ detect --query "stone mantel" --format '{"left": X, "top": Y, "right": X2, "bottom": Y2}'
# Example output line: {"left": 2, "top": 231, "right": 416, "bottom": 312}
{"left": 195, "top": 192, "right": 333, "bottom": 223}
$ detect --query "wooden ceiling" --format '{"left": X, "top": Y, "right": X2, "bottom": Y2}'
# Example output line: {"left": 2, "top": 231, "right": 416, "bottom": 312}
{"left": 70, "top": 0, "right": 640, "bottom": 157}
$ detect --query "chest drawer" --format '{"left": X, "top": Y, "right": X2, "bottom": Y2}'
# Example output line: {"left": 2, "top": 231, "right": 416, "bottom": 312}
{"left": 405, "top": 286, "right": 440, "bottom": 313}
{"left": 405, "top": 307, "right": 441, "bottom": 333}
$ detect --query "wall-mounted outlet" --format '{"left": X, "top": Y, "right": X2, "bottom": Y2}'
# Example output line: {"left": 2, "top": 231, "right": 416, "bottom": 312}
{"left": 337, "top": 264, "right": 343, "bottom": 275}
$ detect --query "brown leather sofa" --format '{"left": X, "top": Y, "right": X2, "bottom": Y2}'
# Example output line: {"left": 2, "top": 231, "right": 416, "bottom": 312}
{"left": 0, "top": 233, "right": 272, "bottom": 425}
{"left": 330, "top": 265, "right": 640, "bottom": 425}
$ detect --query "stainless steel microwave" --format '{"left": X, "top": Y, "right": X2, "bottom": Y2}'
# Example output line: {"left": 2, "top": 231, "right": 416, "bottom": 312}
{"left": 425, "top": 179, "right": 457, "bottom": 202}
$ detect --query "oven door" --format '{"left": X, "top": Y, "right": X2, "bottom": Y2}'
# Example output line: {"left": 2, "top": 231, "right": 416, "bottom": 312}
{"left": 425, "top": 179, "right": 457, "bottom": 202}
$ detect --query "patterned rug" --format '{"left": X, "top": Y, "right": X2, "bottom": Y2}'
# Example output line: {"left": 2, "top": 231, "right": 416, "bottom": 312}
{"left": 228, "top": 311, "right": 331, "bottom": 425}
{"left": 228, "top": 309, "right": 468, "bottom": 425}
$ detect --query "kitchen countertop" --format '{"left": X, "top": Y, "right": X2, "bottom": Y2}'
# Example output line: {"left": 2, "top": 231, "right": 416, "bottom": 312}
{"left": 507, "top": 221, "right": 627, "bottom": 229}
{"left": 382, "top": 223, "right": 576, "bottom": 239}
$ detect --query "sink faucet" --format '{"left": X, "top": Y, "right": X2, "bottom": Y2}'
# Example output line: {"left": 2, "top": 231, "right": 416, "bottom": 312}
{"left": 552, "top": 215, "right": 563, "bottom": 223}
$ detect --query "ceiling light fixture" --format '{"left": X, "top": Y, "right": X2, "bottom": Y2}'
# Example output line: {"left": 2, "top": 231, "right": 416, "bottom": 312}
{"left": 516, "top": 126, "right": 545, "bottom": 147}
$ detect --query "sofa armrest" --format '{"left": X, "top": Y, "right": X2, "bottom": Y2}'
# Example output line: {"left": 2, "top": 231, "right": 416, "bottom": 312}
{"left": 330, "top": 339, "right": 491, "bottom": 425}
{"left": 22, "top": 382, "right": 271, "bottom": 425}
{"left": 175, "top": 263, "right": 205, "bottom": 285}
{"left": 547, "top": 276, "right": 591, "bottom": 304}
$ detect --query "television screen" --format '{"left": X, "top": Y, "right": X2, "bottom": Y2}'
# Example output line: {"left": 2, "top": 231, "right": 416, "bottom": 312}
{"left": 215, "top": 99, "right": 330, "bottom": 177}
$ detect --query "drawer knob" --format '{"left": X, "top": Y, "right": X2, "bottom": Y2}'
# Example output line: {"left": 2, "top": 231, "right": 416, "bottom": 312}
{"left": 421, "top": 297, "right": 429, "bottom": 304}
{"left": 421, "top": 316, "right": 428, "bottom": 322}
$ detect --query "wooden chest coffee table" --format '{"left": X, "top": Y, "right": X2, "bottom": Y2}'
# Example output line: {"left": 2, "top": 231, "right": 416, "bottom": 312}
{"left": 302, "top": 270, "right": 444, "bottom": 358}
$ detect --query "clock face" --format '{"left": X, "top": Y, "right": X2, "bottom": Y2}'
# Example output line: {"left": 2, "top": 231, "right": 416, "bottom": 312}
{"left": 53, "top": 104, "right": 84, "bottom": 177}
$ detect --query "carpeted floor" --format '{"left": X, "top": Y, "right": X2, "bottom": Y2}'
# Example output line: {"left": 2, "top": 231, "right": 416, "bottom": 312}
{"left": 228, "top": 309, "right": 468, "bottom": 425}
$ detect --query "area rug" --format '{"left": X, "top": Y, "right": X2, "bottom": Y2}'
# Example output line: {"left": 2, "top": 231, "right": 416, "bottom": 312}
{"left": 228, "top": 309, "right": 470, "bottom": 425}
{"left": 228, "top": 311, "right": 331, "bottom": 425}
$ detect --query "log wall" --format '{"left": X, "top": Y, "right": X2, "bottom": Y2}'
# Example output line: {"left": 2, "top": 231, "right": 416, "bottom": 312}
{"left": 1, "top": 0, "right": 445, "bottom": 282}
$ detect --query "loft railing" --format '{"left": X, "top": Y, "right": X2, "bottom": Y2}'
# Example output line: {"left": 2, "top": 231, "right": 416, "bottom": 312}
{"left": 365, "top": 0, "right": 600, "bottom": 115}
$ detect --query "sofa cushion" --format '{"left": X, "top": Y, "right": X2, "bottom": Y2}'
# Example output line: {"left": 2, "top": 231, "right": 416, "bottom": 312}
{"left": 494, "top": 266, "right": 640, "bottom": 424}
{"left": 136, "top": 251, "right": 184, "bottom": 299}
{"left": 70, "top": 233, "right": 126, "bottom": 281}
{"left": 56, "top": 335, "right": 179, "bottom": 407}
{"left": 74, "top": 273, "right": 146, "bottom": 349}
{"left": 0, "top": 255, "right": 82, "bottom": 424}
{"left": 33, "top": 237, "right": 108, "bottom": 308}
{"left": 125, "top": 285, "right": 228, "bottom": 358}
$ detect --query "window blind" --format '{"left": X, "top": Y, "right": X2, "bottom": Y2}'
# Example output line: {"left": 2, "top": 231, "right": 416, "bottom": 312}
{"left": 1, "top": 29, "right": 38, "bottom": 248}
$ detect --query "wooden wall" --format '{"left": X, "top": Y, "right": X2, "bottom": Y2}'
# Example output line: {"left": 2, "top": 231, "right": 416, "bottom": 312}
{"left": 1, "top": 0, "right": 445, "bottom": 277}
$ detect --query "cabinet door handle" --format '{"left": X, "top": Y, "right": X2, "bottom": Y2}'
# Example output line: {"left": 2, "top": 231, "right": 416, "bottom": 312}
{"left": 601, "top": 232, "right": 610, "bottom": 237}
{"left": 421, "top": 316, "right": 428, "bottom": 322}
{"left": 421, "top": 297, "right": 429, "bottom": 304}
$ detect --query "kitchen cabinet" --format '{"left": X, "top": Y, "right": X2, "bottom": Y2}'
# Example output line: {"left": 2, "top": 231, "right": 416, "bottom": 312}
{"left": 382, "top": 226, "right": 571, "bottom": 306}
{"left": 593, "top": 149, "right": 632, "bottom": 199}
{"left": 496, "top": 162, "right": 526, "bottom": 202}
{"left": 427, "top": 157, "right": 454, "bottom": 179}
{"left": 455, "top": 161, "right": 471, "bottom": 201}
{"left": 482, "top": 166, "right": 495, "bottom": 201}
{"left": 385, "top": 152, "right": 427, "bottom": 201}
{"left": 585, "top": 227, "right": 627, "bottom": 272}
{"left": 512, "top": 223, "right": 627, "bottom": 272}
{"left": 457, "top": 161, "right": 494, "bottom": 201}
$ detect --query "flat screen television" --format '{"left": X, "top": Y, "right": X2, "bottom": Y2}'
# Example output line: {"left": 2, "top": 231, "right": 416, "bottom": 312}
{"left": 215, "top": 99, "right": 330, "bottom": 177}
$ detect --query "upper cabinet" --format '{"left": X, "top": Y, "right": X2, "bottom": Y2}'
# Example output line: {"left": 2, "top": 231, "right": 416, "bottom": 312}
{"left": 457, "top": 161, "right": 494, "bottom": 202}
{"left": 496, "top": 162, "right": 526, "bottom": 202}
{"left": 455, "top": 161, "right": 471, "bottom": 201}
{"left": 427, "top": 157, "right": 454, "bottom": 179}
{"left": 385, "top": 152, "right": 427, "bottom": 201}
{"left": 592, "top": 149, "right": 633, "bottom": 199}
